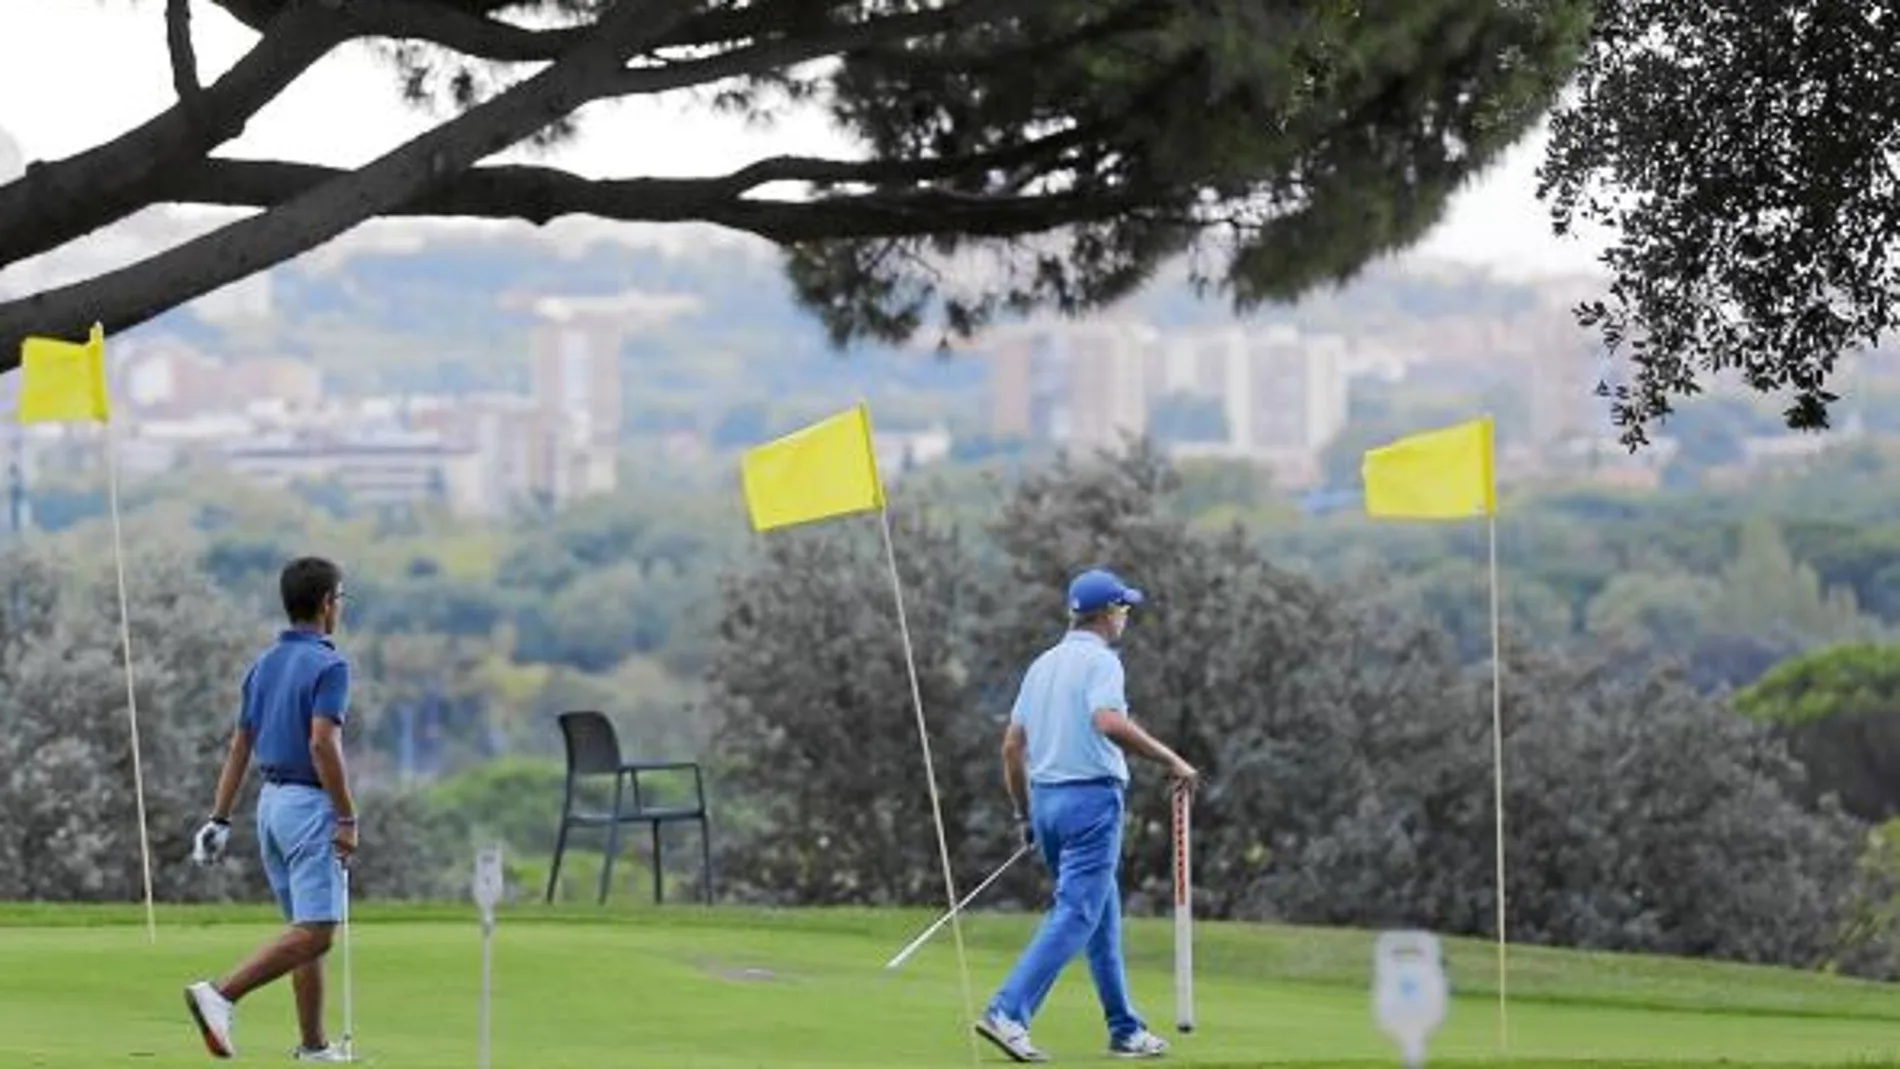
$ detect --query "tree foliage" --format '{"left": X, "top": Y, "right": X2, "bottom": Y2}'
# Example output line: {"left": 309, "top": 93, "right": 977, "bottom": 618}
{"left": 705, "top": 444, "right": 1891, "bottom": 976}
{"left": 704, "top": 505, "right": 998, "bottom": 904}
{"left": 0, "top": 540, "right": 465, "bottom": 903}
{"left": 1538, "top": 0, "right": 1900, "bottom": 446}
{"left": 1736, "top": 642, "right": 1900, "bottom": 824}
{"left": 0, "top": 0, "right": 1589, "bottom": 362}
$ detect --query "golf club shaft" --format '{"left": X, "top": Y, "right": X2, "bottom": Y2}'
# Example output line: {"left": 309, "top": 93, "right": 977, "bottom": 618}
{"left": 885, "top": 842, "right": 1031, "bottom": 970}
{"left": 479, "top": 924, "right": 493, "bottom": 1069}
{"left": 341, "top": 862, "right": 354, "bottom": 1054}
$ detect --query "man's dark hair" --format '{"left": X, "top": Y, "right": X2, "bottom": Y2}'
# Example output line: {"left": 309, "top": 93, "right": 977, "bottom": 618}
{"left": 280, "top": 556, "right": 342, "bottom": 623}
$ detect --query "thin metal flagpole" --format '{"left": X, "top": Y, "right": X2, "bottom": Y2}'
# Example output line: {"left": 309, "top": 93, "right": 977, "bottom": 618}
{"left": 103, "top": 413, "right": 156, "bottom": 944}
{"left": 1487, "top": 508, "right": 1507, "bottom": 1052}
{"left": 876, "top": 504, "right": 981, "bottom": 1068}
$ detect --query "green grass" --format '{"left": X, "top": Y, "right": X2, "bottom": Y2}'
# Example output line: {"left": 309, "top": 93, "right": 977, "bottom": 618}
{"left": 3, "top": 901, "right": 1900, "bottom": 1068}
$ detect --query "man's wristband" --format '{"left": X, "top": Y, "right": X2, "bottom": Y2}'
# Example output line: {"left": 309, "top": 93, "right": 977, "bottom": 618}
{"left": 336, "top": 816, "right": 357, "bottom": 827}
{"left": 209, "top": 815, "right": 230, "bottom": 827}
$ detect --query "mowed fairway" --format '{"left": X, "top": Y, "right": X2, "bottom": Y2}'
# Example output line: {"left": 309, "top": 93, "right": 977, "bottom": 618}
{"left": 5, "top": 902, "right": 1900, "bottom": 1068}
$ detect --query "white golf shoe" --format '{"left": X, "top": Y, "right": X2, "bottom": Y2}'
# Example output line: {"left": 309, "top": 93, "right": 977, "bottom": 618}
{"left": 1109, "top": 1028, "right": 1170, "bottom": 1058}
{"left": 184, "top": 980, "right": 237, "bottom": 1058}
{"left": 974, "top": 1010, "right": 1047, "bottom": 1063}
{"left": 292, "top": 1043, "right": 353, "bottom": 1062}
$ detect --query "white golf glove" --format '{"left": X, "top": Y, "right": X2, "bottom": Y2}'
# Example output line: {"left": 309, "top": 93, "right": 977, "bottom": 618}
{"left": 191, "top": 817, "right": 231, "bottom": 865}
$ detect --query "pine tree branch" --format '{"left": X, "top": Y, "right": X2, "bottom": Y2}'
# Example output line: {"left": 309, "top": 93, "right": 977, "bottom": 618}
{"left": 214, "top": 0, "right": 818, "bottom": 59}
{"left": 0, "top": 154, "right": 1153, "bottom": 374}
{"left": 609, "top": 0, "right": 1017, "bottom": 96}
{"left": 337, "top": 0, "right": 595, "bottom": 62}
{"left": 157, "top": 118, "right": 1108, "bottom": 222}
{"left": 166, "top": 0, "right": 208, "bottom": 128}
{"left": 0, "top": 0, "right": 701, "bottom": 369}
{"left": 0, "top": 0, "right": 350, "bottom": 271}
{"left": 0, "top": 0, "right": 999, "bottom": 276}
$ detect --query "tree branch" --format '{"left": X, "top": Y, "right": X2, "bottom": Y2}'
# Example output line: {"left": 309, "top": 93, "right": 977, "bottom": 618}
{"left": 160, "top": 118, "right": 1107, "bottom": 220}
{"left": 0, "top": 0, "right": 349, "bottom": 271}
{"left": 649, "top": 2, "right": 841, "bottom": 53}
{"left": 611, "top": 0, "right": 1017, "bottom": 96}
{"left": 337, "top": 0, "right": 594, "bottom": 62}
{"left": 178, "top": 151, "right": 1151, "bottom": 240}
{"left": 0, "top": 0, "right": 701, "bottom": 370}
{"left": 166, "top": 0, "right": 208, "bottom": 129}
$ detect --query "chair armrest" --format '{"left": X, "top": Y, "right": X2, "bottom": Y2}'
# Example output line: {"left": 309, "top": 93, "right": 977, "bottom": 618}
{"left": 619, "top": 760, "right": 700, "bottom": 774}
{"left": 620, "top": 761, "right": 707, "bottom": 810}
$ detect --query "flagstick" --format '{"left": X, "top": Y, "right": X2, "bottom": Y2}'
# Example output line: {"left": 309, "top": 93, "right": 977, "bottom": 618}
{"left": 1487, "top": 509, "right": 1506, "bottom": 1052}
{"left": 103, "top": 418, "right": 156, "bottom": 944}
{"left": 876, "top": 505, "right": 981, "bottom": 1068}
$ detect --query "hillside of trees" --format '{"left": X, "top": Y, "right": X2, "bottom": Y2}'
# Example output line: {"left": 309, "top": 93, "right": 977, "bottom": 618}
{"left": 8, "top": 434, "right": 1900, "bottom": 980}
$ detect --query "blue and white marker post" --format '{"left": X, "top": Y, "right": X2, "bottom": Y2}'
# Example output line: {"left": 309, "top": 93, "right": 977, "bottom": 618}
{"left": 1373, "top": 930, "right": 1449, "bottom": 1069}
{"left": 472, "top": 845, "right": 505, "bottom": 1069}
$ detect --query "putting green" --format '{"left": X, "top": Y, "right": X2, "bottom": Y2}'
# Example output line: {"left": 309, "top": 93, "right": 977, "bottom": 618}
{"left": 2, "top": 902, "right": 1898, "bottom": 1068}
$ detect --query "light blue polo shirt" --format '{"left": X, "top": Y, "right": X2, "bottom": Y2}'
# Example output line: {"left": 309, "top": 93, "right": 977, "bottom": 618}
{"left": 238, "top": 629, "right": 351, "bottom": 787}
{"left": 1009, "top": 630, "right": 1131, "bottom": 786}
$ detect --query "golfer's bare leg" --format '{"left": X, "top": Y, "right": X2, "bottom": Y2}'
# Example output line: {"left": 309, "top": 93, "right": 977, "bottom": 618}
{"left": 292, "top": 958, "right": 327, "bottom": 1050}
{"left": 217, "top": 923, "right": 334, "bottom": 1003}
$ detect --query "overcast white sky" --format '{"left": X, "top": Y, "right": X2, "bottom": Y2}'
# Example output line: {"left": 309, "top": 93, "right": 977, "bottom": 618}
{"left": 0, "top": 0, "right": 1610, "bottom": 278}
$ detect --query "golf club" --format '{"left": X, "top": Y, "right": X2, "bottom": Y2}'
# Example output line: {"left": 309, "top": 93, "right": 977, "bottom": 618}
{"left": 340, "top": 860, "right": 355, "bottom": 1062}
{"left": 885, "top": 842, "right": 1032, "bottom": 970}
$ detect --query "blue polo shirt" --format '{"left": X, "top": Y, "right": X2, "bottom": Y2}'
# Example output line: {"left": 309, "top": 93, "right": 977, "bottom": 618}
{"left": 238, "top": 629, "right": 351, "bottom": 788}
{"left": 1009, "top": 630, "right": 1131, "bottom": 787}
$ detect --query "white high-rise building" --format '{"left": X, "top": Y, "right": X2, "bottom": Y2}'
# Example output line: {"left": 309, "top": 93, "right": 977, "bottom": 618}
{"left": 985, "top": 320, "right": 1154, "bottom": 453}
{"left": 1225, "top": 327, "right": 1349, "bottom": 457}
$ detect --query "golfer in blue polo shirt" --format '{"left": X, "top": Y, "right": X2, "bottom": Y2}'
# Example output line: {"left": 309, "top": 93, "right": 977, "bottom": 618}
{"left": 183, "top": 556, "right": 358, "bottom": 1063}
{"left": 974, "top": 568, "right": 1198, "bottom": 1063}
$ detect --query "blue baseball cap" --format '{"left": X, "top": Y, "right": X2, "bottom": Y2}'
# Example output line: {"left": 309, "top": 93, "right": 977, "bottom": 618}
{"left": 1068, "top": 568, "right": 1144, "bottom": 614}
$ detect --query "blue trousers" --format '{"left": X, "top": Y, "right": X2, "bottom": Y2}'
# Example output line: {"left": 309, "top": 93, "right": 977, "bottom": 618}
{"left": 986, "top": 780, "right": 1144, "bottom": 1040}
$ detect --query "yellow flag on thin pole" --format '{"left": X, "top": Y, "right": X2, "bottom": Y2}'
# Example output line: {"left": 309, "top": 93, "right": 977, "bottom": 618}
{"left": 1361, "top": 412, "right": 1507, "bottom": 1054}
{"left": 736, "top": 401, "right": 982, "bottom": 1066}
{"left": 18, "top": 322, "right": 111, "bottom": 424}
{"left": 739, "top": 402, "right": 886, "bottom": 532}
{"left": 1361, "top": 415, "right": 1495, "bottom": 519}
{"left": 14, "top": 322, "right": 154, "bottom": 948}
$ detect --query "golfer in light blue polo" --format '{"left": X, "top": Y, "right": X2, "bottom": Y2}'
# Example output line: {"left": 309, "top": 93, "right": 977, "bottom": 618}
{"left": 975, "top": 567, "right": 1199, "bottom": 1063}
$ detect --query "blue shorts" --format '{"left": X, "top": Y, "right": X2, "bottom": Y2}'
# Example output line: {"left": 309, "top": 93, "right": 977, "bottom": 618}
{"left": 256, "top": 783, "right": 343, "bottom": 925}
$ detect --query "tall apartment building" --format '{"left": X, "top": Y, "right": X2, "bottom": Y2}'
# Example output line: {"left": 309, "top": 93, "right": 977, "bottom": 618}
{"left": 1227, "top": 327, "right": 1350, "bottom": 457}
{"left": 1153, "top": 330, "right": 1234, "bottom": 398}
{"left": 984, "top": 320, "right": 1153, "bottom": 452}
{"left": 530, "top": 315, "right": 624, "bottom": 448}
{"left": 527, "top": 313, "right": 623, "bottom": 502}
{"left": 986, "top": 317, "right": 1349, "bottom": 482}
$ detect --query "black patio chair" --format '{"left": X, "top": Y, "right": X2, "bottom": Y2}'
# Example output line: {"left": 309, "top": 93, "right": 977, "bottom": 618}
{"left": 545, "top": 710, "right": 712, "bottom": 906}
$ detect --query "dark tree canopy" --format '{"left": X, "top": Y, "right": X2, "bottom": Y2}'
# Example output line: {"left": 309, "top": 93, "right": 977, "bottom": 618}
{"left": 1538, "top": 0, "right": 1900, "bottom": 447}
{"left": 0, "top": 0, "right": 1590, "bottom": 365}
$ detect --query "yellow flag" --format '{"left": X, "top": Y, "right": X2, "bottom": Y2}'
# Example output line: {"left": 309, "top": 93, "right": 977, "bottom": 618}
{"left": 19, "top": 322, "right": 110, "bottom": 424}
{"left": 1362, "top": 416, "right": 1496, "bottom": 519}
{"left": 741, "top": 402, "right": 886, "bottom": 532}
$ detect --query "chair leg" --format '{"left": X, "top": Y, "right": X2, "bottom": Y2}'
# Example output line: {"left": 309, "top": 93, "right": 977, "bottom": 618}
{"left": 600, "top": 820, "right": 622, "bottom": 906}
{"left": 698, "top": 816, "right": 712, "bottom": 905}
{"left": 600, "top": 777, "right": 626, "bottom": 906}
{"left": 651, "top": 822, "right": 663, "bottom": 905}
{"left": 547, "top": 814, "right": 572, "bottom": 904}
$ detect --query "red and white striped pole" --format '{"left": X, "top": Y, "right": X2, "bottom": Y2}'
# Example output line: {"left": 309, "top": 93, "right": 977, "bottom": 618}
{"left": 1172, "top": 783, "right": 1195, "bottom": 1033}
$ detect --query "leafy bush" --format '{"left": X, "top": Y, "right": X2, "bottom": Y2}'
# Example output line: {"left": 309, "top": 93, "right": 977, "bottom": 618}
{"left": 706, "top": 446, "right": 1896, "bottom": 976}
